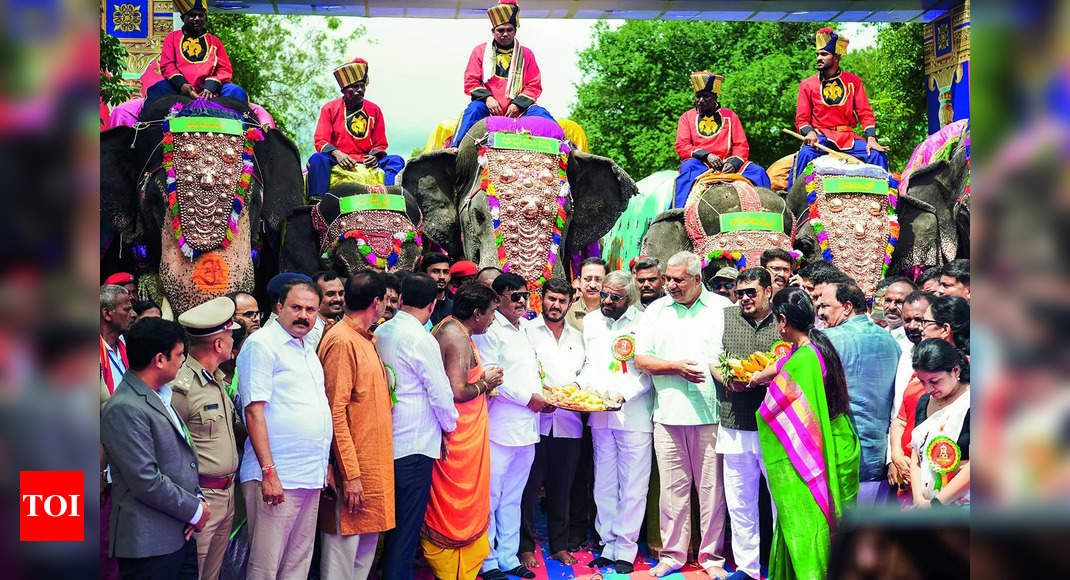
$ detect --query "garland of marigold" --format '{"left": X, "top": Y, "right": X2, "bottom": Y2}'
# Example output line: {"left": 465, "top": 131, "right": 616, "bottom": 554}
{"left": 803, "top": 165, "right": 899, "bottom": 278}
{"left": 322, "top": 230, "right": 422, "bottom": 269}
{"left": 162, "top": 108, "right": 263, "bottom": 260}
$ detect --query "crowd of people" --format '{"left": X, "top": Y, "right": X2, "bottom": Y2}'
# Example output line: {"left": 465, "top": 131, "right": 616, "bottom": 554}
{"left": 98, "top": 248, "right": 971, "bottom": 580}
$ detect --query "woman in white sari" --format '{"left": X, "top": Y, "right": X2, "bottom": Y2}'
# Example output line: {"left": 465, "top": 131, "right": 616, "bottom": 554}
{"left": 909, "top": 338, "right": 970, "bottom": 508}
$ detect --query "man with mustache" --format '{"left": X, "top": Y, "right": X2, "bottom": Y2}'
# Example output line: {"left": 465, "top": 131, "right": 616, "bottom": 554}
{"left": 817, "top": 280, "right": 901, "bottom": 506}
{"left": 420, "top": 253, "right": 455, "bottom": 326}
{"left": 632, "top": 257, "right": 666, "bottom": 309}
{"left": 237, "top": 280, "right": 333, "bottom": 580}
{"left": 886, "top": 290, "right": 935, "bottom": 493}
{"left": 519, "top": 278, "right": 586, "bottom": 568}
{"left": 760, "top": 249, "right": 794, "bottom": 297}
{"left": 708, "top": 267, "right": 738, "bottom": 303}
{"left": 473, "top": 273, "right": 552, "bottom": 580}
{"left": 788, "top": 27, "right": 888, "bottom": 188}
{"left": 315, "top": 271, "right": 346, "bottom": 325}
{"left": 307, "top": 58, "right": 406, "bottom": 199}
{"left": 566, "top": 258, "right": 608, "bottom": 332}
{"left": 876, "top": 276, "right": 917, "bottom": 355}
{"left": 708, "top": 269, "right": 780, "bottom": 580}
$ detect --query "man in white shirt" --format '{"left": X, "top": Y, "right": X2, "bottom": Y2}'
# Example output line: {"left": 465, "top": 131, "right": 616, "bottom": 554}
{"left": 472, "top": 273, "right": 552, "bottom": 580}
{"left": 375, "top": 273, "right": 459, "bottom": 580}
{"left": 519, "top": 278, "right": 586, "bottom": 568}
{"left": 578, "top": 271, "right": 654, "bottom": 575}
{"left": 237, "top": 279, "right": 333, "bottom": 580}
{"left": 878, "top": 276, "right": 918, "bottom": 356}
{"left": 635, "top": 251, "right": 732, "bottom": 579}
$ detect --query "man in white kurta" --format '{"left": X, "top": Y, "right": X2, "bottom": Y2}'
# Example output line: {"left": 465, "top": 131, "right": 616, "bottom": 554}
{"left": 635, "top": 251, "right": 733, "bottom": 579}
{"left": 577, "top": 271, "right": 654, "bottom": 575}
{"left": 471, "top": 273, "right": 552, "bottom": 580}
{"left": 519, "top": 278, "right": 586, "bottom": 566}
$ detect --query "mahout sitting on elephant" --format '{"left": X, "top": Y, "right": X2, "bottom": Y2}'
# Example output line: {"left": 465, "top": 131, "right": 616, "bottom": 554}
{"left": 280, "top": 182, "right": 424, "bottom": 277}
{"left": 403, "top": 116, "right": 636, "bottom": 313}
{"left": 101, "top": 95, "right": 304, "bottom": 314}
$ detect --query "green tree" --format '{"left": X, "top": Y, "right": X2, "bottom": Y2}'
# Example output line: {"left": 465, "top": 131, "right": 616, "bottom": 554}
{"left": 101, "top": 28, "right": 136, "bottom": 106}
{"left": 841, "top": 23, "right": 927, "bottom": 170}
{"left": 571, "top": 21, "right": 928, "bottom": 179}
{"left": 210, "top": 14, "right": 365, "bottom": 156}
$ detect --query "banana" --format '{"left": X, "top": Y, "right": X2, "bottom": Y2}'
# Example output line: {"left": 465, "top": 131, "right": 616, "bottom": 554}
{"left": 753, "top": 352, "right": 771, "bottom": 368}
{"left": 742, "top": 359, "right": 761, "bottom": 373}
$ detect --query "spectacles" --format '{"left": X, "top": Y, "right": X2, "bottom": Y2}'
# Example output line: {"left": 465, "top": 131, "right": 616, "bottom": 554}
{"left": 736, "top": 288, "right": 759, "bottom": 299}
{"left": 507, "top": 291, "right": 530, "bottom": 303}
{"left": 599, "top": 291, "right": 625, "bottom": 302}
{"left": 711, "top": 282, "right": 735, "bottom": 290}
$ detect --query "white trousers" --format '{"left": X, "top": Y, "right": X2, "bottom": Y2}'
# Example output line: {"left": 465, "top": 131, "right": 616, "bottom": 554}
{"left": 319, "top": 530, "right": 378, "bottom": 580}
{"left": 483, "top": 441, "right": 535, "bottom": 573}
{"left": 592, "top": 428, "right": 653, "bottom": 564}
{"left": 722, "top": 448, "right": 775, "bottom": 579}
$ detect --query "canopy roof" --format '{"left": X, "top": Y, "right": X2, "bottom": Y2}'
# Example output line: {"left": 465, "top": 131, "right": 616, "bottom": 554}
{"left": 207, "top": 0, "right": 961, "bottom": 22}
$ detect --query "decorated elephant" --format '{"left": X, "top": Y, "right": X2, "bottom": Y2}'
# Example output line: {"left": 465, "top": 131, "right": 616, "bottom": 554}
{"left": 402, "top": 116, "right": 637, "bottom": 298}
{"left": 639, "top": 175, "right": 797, "bottom": 282}
{"left": 279, "top": 182, "right": 424, "bottom": 276}
{"left": 101, "top": 95, "right": 304, "bottom": 314}
{"left": 785, "top": 128, "right": 970, "bottom": 292}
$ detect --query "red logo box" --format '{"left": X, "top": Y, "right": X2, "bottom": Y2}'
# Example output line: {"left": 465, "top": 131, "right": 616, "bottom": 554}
{"left": 20, "top": 471, "right": 84, "bottom": 541}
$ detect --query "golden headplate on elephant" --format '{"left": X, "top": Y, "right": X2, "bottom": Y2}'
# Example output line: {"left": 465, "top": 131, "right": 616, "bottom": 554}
{"left": 797, "top": 156, "right": 899, "bottom": 298}
{"left": 475, "top": 116, "right": 571, "bottom": 316}
{"left": 316, "top": 185, "right": 423, "bottom": 270}
{"left": 684, "top": 175, "right": 795, "bottom": 270}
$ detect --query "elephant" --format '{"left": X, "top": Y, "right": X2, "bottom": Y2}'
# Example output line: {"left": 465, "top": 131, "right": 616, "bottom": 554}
{"left": 401, "top": 117, "right": 637, "bottom": 286}
{"left": 639, "top": 178, "right": 796, "bottom": 283}
{"left": 101, "top": 95, "right": 304, "bottom": 314}
{"left": 785, "top": 130, "right": 970, "bottom": 278}
{"left": 279, "top": 182, "right": 425, "bottom": 277}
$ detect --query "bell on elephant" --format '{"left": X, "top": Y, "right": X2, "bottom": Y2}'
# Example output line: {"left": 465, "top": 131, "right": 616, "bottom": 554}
{"left": 281, "top": 182, "right": 425, "bottom": 277}
{"left": 402, "top": 116, "right": 637, "bottom": 300}
{"left": 101, "top": 95, "right": 305, "bottom": 315}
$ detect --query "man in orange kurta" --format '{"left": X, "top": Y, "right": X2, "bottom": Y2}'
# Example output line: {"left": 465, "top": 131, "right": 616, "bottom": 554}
{"left": 317, "top": 272, "right": 395, "bottom": 579}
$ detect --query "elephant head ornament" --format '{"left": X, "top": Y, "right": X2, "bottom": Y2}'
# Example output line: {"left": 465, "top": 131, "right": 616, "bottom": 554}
{"left": 403, "top": 117, "right": 637, "bottom": 300}
{"left": 101, "top": 96, "right": 304, "bottom": 314}
{"left": 280, "top": 182, "right": 425, "bottom": 276}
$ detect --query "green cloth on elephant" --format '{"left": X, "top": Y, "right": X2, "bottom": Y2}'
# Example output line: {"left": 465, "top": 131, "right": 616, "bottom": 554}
{"left": 757, "top": 345, "right": 860, "bottom": 580}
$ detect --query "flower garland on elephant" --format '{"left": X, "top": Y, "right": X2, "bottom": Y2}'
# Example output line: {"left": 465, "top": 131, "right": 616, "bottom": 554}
{"left": 477, "top": 144, "right": 569, "bottom": 316}
{"left": 803, "top": 164, "right": 900, "bottom": 280}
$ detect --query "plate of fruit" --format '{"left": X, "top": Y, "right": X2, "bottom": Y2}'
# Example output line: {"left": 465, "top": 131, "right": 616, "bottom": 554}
{"left": 544, "top": 383, "right": 623, "bottom": 412}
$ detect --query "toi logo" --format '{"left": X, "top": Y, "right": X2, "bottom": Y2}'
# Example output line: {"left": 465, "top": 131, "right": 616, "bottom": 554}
{"left": 20, "top": 471, "right": 84, "bottom": 541}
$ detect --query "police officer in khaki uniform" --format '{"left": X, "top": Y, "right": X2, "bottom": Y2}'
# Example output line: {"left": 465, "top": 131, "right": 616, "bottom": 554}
{"left": 173, "top": 297, "right": 241, "bottom": 580}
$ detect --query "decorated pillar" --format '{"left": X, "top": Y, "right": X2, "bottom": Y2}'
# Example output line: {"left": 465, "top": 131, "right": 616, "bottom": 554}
{"left": 101, "top": 0, "right": 175, "bottom": 86}
{"left": 924, "top": 0, "right": 970, "bottom": 133}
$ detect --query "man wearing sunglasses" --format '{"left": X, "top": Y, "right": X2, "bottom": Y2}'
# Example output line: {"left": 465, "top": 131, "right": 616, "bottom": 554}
{"left": 576, "top": 271, "right": 653, "bottom": 575}
{"left": 708, "top": 267, "right": 739, "bottom": 303}
{"left": 708, "top": 269, "right": 779, "bottom": 580}
{"left": 472, "top": 273, "right": 552, "bottom": 580}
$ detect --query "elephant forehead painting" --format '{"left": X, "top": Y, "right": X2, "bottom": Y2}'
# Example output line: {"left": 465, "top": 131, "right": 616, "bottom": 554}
{"left": 799, "top": 157, "right": 899, "bottom": 297}
{"left": 479, "top": 136, "right": 568, "bottom": 284}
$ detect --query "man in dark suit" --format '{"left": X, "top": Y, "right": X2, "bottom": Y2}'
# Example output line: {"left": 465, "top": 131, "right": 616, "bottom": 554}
{"left": 101, "top": 318, "right": 211, "bottom": 580}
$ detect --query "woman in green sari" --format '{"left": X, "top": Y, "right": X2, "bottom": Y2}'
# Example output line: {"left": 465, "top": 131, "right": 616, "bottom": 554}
{"left": 749, "top": 287, "right": 860, "bottom": 580}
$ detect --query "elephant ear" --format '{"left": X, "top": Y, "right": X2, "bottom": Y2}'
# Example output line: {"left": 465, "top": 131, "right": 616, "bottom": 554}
{"left": 101, "top": 126, "right": 140, "bottom": 234}
{"left": 256, "top": 129, "right": 305, "bottom": 234}
{"left": 565, "top": 152, "right": 638, "bottom": 256}
{"left": 278, "top": 205, "right": 322, "bottom": 276}
{"left": 401, "top": 150, "right": 461, "bottom": 257}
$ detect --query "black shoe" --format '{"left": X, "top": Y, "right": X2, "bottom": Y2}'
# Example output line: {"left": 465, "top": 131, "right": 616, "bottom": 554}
{"left": 615, "top": 560, "right": 635, "bottom": 574}
{"left": 480, "top": 569, "right": 508, "bottom": 580}
{"left": 590, "top": 557, "right": 614, "bottom": 568}
{"left": 505, "top": 565, "right": 536, "bottom": 579}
